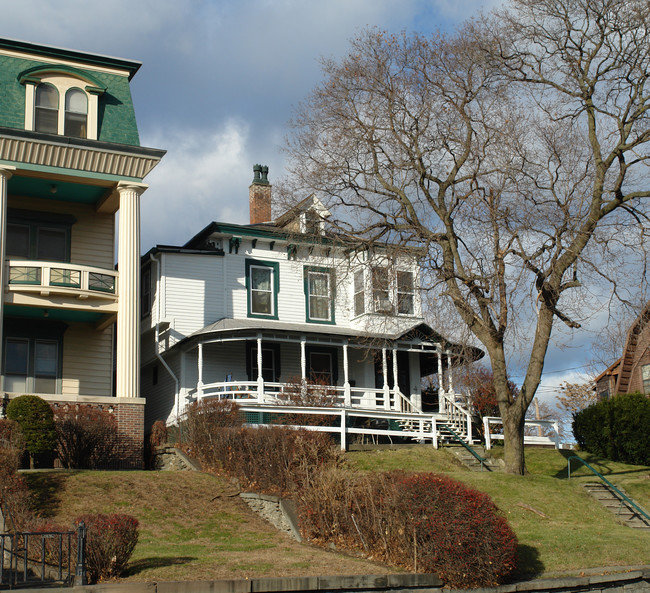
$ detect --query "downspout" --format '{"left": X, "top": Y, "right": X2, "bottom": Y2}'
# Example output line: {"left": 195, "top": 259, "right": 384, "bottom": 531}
{"left": 150, "top": 253, "right": 180, "bottom": 428}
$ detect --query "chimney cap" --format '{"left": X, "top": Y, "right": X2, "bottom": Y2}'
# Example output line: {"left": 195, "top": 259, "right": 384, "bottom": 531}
{"left": 252, "top": 164, "right": 270, "bottom": 185}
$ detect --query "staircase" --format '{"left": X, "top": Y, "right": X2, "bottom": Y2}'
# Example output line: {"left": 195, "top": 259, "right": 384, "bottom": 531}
{"left": 583, "top": 482, "right": 650, "bottom": 529}
{"left": 449, "top": 444, "right": 503, "bottom": 472}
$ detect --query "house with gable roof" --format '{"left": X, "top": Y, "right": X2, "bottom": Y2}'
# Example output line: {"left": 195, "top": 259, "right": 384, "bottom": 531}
{"left": 0, "top": 37, "right": 165, "bottom": 466}
{"left": 141, "top": 165, "right": 483, "bottom": 444}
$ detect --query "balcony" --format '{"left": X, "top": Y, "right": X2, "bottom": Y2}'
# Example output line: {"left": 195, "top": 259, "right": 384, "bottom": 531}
{"left": 5, "top": 259, "right": 118, "bottom": 309}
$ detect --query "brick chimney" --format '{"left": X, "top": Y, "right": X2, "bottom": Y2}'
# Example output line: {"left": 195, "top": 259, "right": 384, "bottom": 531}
{"left": 249, "top": 164, "right": 271, "bottom": 224}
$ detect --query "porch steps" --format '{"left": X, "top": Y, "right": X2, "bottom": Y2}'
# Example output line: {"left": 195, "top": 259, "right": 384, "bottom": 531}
{"left": 449, "top": 445, "right": 503, "bottom": 472}
{"left": 583, "top": 482, "right": 650, "bottom": 529}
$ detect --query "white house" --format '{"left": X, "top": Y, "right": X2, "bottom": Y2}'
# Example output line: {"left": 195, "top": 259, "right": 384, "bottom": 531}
{"left": 141, "top": 165, "right": 482, "bottom": 444}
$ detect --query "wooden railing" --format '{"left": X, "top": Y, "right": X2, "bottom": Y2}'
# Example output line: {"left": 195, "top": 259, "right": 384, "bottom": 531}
{"left": 6, "top": 259, "right": 118, "bottom": 301}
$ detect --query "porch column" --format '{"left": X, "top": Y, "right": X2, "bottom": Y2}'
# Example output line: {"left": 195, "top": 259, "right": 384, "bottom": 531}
{"left": 116, "top": 181, "right": 147, "bottom": 399}
{"left": 300, "top": 336, "right": 307, "bottom": 396}
{"left": 343, "top": 340, "right": 351, "bottom": 407}
{"left": 392, "top": 346, "right": 400, "bottom": 411}
{"left": 382, "top": 347, "right": 390, "bottom": 410}
{"left": 256, "top": 334, "right": 264, "bottom": 401}
{"left": 197, "top": 342, "right": 204, "bottom": 397}
{"left": 437, "top": 344, "right": 444, "bottom": 414}
{"left": 446, "top": 349, "right": 454, "bottom": 393}
{"left": 0, "top": 166, "right": 15, "bottom": 393}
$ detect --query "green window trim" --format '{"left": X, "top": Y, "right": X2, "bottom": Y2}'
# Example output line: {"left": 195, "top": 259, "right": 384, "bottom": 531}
{"left": 303, "top": 266, "right": 336, "bottom": 325}
{"left": 245, "top": 258, "right": 280, "bottom": 320}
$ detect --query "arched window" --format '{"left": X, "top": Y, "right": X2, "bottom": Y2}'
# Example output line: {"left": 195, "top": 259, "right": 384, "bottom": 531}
{"left": 34, "top": 83, "right": 59, "bottom": 134}
{"left": 64, "top": 88, "right": 88, "bottom": 138}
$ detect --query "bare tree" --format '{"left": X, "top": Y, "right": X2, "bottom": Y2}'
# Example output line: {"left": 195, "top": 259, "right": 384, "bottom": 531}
{"left": 283, "top": 0, "right": 650, "bottom": 474}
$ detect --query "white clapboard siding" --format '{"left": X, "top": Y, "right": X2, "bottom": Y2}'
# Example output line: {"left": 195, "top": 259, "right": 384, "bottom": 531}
{"left": 61, "top": 323, "right": 113, "bottom": 396}
{"left": 12, "top": 197, "right": 114, "bottom": 269}
{"left": 142, "top": 354, "right": 182, "bottom": 427}
{"left": 163, "top": 253, "right": 225, "bottom": 338}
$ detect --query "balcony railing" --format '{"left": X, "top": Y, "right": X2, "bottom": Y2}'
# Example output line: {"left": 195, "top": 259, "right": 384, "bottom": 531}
{"left": 6, "top": 260, "right": 118, "bottom": 301}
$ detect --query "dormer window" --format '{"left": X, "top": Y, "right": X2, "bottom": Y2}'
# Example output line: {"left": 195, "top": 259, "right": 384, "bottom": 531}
{"left": 20, "top": 66, "right": 106, "bottom": 140}
{"left": 34, "top": 84, "right": 59, "bottom": 134}
{"left": 64, "top": 89, "right": 88, "bottom": 137}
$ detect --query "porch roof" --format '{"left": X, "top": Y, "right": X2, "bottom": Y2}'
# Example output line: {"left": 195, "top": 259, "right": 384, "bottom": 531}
{"left": 185, "top": 318, "right": 483, "bottom": 367}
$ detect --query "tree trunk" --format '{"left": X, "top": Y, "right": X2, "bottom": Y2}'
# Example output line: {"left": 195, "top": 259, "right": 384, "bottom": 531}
{"left": 501, "top": 406, "right": 526, "bottom": 475}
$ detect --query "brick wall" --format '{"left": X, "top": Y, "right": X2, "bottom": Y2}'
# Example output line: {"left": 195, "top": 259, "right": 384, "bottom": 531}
{"left": 249, "top": 183, "right": 272, "bottom": 224}
{"left": 629, "top": 324, "right": 650, "bottom": 394}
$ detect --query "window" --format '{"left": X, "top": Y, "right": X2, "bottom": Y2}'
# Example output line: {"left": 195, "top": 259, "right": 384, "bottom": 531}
{"left": 20, "top": 68, "right": 105, "bottom": 140}
{"left": 354, "top": 266, "right": 417, "bottom": 317}
{"left": 246, "top": 342, "right": 281, "bottom": 382}
{"left": 3, "top": 332, "right": 62, "bottom": 395}
{"left": 305, "top": 267, "right": 334, "bottom": 323}
{"left": 643, "top": 364, "right": 650, "bottom": 395}
{"left": 397, "top": 271, "right": 415, "bottom": 315}
{"left": 141, "top": 266, "right": 152, "bottom": 318}
{"left": 303, "top": 210, "right": 321, "bottom": 234}
{"left": 6, "top": 212, "right": 72, "bottom": 262}
{"left": 245, "top": 259, "right": 279, "bottom": 319}
{"left": 306, "top": 346, "right": 338, "bottom": 385}
{"left": 372, "top": 267, "right": 391, "bottom": 313}
{"left": 353, "top": 270, "right": 365, "bottom": 317}
{"left": 64, "top": 89, "right": 88, "bottom": 138}
{"left": 34, "top": 84, "right": 59, "bottom": 134}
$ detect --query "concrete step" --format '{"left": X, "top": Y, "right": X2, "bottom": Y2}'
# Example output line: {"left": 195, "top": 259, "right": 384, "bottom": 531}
{"left": 583, "top": 483, "right": 650, "bottom": 529}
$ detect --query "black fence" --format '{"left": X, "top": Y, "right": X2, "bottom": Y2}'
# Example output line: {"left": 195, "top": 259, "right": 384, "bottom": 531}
{"left": 0, "top": 522, "right": 86, "bottom": 589}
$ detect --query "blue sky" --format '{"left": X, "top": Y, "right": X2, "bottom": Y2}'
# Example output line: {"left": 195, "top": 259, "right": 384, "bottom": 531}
{"left": 3, "top": 0, "right": 624, "bottom": 400}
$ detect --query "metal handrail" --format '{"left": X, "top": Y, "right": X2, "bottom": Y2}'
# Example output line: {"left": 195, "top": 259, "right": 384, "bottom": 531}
{"left": 439, "top": 422, "right": 488, "bottom": 471}
{"left": 567, "top": 455, "right": 650, "bottom": 523}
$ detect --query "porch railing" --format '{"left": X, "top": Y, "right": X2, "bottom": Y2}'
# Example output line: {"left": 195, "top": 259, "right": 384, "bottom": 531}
{"left": 190, "top": 381, "right": 421, "bottom": 413}
{"left": 6, "top": 259, "right": 118, "bottom": 300}
{"left": 483, "top": 417, "right": 560, "bottom": 450}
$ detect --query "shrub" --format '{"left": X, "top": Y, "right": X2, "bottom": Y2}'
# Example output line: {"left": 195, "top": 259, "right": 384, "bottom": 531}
{"left": 573, "top": 392, "right": 650, "bottom": 465}
{"left": 6, "top": 395, "right": 57, "bottom": 468}
{"left": 296, "top": 470, "right": 518, "bottom": 588}
{"left": 0, "top": 419, "right": 25, "bottom": 477}
{"left": 74, "top": 514, "right": 139, "bottom": 583}
{"left": 276, "top": 376, "right": 339, "bottom": 426}
{"left": 149, "top": 420, "right": 168, "bottom": 448}
{"left": 55, "top": 407, "right": 119, "bottom": 469}
{"left": 184, "top": 398, "right": 243, "bottom": 453}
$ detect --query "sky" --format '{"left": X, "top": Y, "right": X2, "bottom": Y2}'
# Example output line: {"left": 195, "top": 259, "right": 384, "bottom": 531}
{"left": 2, "top": 0, "right": 626, "bottom": 406}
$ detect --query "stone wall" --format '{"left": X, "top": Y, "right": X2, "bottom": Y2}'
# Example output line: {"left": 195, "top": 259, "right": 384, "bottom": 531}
{"left": 239, "top": 492, "right": 302, "bottom": 542}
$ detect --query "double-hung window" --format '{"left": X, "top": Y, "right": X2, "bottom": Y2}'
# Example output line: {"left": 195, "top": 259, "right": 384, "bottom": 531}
{"left": 3, "top": 327, "right": 63, "bottom": 395}
{"left": 353, "top": 270, "right": 365, "bottom": 317}
{"left": 305, "top": 267, "right": 334, "bottom": 323}
{"left": 397, "top": 271, "right": 415, "bottom": 315}
{"left": 6, "top": 211, "right": 73, "bottom": 263}
{"left": 246, "top": 259, "right": 279, "bottom": 319}
{"left": 371, "top": 267, "right": 391, "bottom": 313}
{"left": 643, "top": 364, "right": 650, "bottom": 395}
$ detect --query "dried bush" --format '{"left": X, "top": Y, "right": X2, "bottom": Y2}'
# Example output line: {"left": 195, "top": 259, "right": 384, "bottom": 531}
{"left": 54, "top": 407, "right": 118, "bottom": 469}
{"left": 0, "top": 472, "right": 33, "bottom": 531}
{"left": 0, "top": 419, "right": 25, "bottom": 477}
{"left": 184, "top": 399, "right": 339, "bottom": 494}
{"left": 21, "top": 519, "right": 75, "bottom": 569}
{"left": 74, "top": 514, "right": 139, "bottom": 583}
{"left": 296, "top": 470, "right": 517, "bottom": 588}
{"left": 149, "top": 420, "right": 168, "bottom": 448}
{"left": 277, "top": 376, "right": 339, "bottom": 426}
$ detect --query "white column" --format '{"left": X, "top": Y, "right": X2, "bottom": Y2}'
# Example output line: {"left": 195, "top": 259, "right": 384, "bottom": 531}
{"left": 446, "top": 349, "right": 454, "bottom": 393}
{"left": 256, "top": 334, "right": 264, "bottom": 400}
{"left": 343, "top": 340, "right": 351, "bottom": 407}
{"left": 300, "top": 336, "right": 307, "bottom": 396}
{"left": 0, "top": 166, "right": 15, "bottom": 393}
{"left": 382, "top": 347, "right": 390, "bottom": 410}
{"left": 197, "top": 342, "right": 204, "bottom": 397}
{"left": 392, "top": 346, "right": 400, "bottom": 411}
{"left": 436, "top": 344, "right": 444, "bottom": 414}
{"left": 115, "top": 181, "right": 147, "bottom": 399}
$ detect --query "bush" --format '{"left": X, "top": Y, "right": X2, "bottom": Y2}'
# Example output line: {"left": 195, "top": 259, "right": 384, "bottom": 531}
{"left": 55, "top": 407, "right": 119, "bottom": 469}
{"left": 0, "top": 419, "right": 25, "bottom": 477}
{"left": 573, "top": 392, "right": 650, "bottom": 465}
{"left": 184, "top": 400, "right": 339, "bottom": 494}
{"left": 276, "top": 376, "right": 339, "bottom": 426}
{"left": 6, "top": 395, "right": 57, "bottom": 468}
{"left": 296, "top": 470, "right": 517, "bottom": 588}
{"left": 75, "top": 514, "right": 139, "bottom": 583}
{"left": 149, "top": 420, "right": 169, "bottom": 448}
{"left": 0, "top": 472, "right": 33, "bottom": 531}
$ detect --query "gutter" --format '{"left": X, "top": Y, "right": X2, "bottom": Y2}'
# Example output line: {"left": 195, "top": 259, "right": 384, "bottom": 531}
{"left": 150, "top": 253, "right": 181, "bottom": 429}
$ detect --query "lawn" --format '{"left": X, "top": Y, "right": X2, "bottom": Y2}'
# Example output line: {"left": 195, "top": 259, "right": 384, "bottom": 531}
{"left": 346, "top": 446, "right": 650, "bottom": 578}
{"left": 23, "top": 470, "right": 395, "bottom": 582}
{"left": 23, "top": 446, "right": 650, "bottom": 582}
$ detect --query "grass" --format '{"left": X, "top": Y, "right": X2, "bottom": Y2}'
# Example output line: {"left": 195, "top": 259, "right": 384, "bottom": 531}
{"left": 22, "top": 447, "right": 650, "bottom": 582}
{"left": 346, "top": 446, "right": 650, "bottom": 578}
{"left": 22, "top": 470, "right": 394, "bottom": 582}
